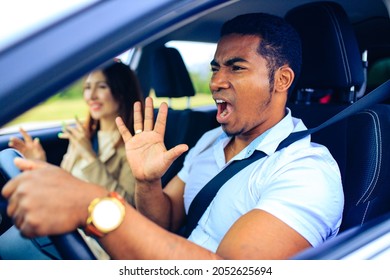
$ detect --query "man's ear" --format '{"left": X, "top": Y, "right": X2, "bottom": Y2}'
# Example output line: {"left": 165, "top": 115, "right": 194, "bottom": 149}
{"left": 274, "top": 66, "right": 295, "bottom": 93}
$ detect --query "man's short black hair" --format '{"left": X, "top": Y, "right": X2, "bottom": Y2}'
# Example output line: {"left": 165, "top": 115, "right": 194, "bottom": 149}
{"left": 221, "top": 13, "right": 302, "bottom": 93}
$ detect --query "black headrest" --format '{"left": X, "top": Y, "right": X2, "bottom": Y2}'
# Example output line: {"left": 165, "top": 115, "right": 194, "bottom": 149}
{"left": 151, "top": 46, "right": 195, "bottom": 98}
{"left": 285, "top": 1, "right": 364, "bottom": 92}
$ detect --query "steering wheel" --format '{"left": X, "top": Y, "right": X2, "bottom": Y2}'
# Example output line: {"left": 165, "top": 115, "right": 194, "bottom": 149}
{"left": 0, "top": 148, "right": 96, "bottom": 260}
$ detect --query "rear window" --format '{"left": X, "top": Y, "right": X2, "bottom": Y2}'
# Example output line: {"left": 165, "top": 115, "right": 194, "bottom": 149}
{"left": 148, "top": 40, "right": 217, "bottom": 109}
{"left": 368, "top": 57, "right": 390, "bottom": 89}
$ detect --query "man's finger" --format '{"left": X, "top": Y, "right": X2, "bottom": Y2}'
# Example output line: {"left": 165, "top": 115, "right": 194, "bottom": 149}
{"left": 143, "top": 97, "right": 155, "bottom": 132}
{"left": 154, "top": 102, "right": 168, "bottom": 137}
{"left": 165, "top": 144, "right": 189, "bottom": 163}
{"left": 116, "top": 116, "right": 133, "bottom": 143}
{"left": 14, "top": 157, "right": 49, "bottom": 171}
{"left": 133, "top": 101, "right": 144, "bottom": 133}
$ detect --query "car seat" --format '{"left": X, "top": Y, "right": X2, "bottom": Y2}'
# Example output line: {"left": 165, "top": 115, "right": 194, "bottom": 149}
{"left": 286, "top": 1, "right": 365, "bottom": 104}
{"left": 137, "top": 45, "right": 219, "bottom": 186}
{"left": 285, "top": 1, "right": 390, "bottom": 232}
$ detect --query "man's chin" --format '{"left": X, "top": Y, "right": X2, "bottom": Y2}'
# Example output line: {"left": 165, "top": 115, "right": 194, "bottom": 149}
{"left": 221, "top": 125, "right": 241, "bottom": 137}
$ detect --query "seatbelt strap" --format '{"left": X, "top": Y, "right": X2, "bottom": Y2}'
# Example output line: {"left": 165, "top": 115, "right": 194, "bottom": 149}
{"left": 182, "top": 79, "right": 390, "bottom": 238}
{"left": 279, "top": 80, "right": 390, "bottom": 148}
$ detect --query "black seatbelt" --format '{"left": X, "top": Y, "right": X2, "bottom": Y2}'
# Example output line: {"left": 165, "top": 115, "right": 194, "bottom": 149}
{"left": 182, "top": 150, "right": 266, "bottom": 238}
{"left": 182, "top": 79, "right": 390, "bottom": 238}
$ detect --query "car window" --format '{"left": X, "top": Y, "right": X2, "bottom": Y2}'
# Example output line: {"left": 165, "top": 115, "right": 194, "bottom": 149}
{"left": 0, "top": 79, "right": 88, "bottom": 135}
{"left": 0, "top": 42, "right": 217, "bottom": 135}
{"left": 0, "top": 0, "right": 100, "bottom": 135}
{"left": 368, "top": 57, "right": 390, "bottom": 89}
{"left": 150, "top": 40, "right": 217, "bottom": 109}
{"left": 0, "top": 51, "right": 133, "bottom": 135}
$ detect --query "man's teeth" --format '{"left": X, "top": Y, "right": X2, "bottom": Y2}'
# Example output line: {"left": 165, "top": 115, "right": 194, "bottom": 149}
{"left": 216, "top": 99, "right": 228, "bottom": 117}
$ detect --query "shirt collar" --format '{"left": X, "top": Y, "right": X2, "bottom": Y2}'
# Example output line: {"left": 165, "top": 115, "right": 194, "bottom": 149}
{"left": 216, "top": 108, "right": 308, "bottom": 161}
{"left": 256, "top": 108, "right": 309, "bottom": 156}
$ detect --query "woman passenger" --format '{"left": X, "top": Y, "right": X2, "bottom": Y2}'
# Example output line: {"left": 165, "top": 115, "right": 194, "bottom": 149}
{"left": 8, "top": 60, "right": 143, "bottom": 206}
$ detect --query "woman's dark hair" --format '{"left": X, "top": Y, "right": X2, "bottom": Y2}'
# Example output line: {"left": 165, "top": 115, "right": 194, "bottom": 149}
{"left": 220, "top": 13, "right": 302, "bottom": 94}
{"left": 85, "top": 60, "right": 144, "bottom": 143}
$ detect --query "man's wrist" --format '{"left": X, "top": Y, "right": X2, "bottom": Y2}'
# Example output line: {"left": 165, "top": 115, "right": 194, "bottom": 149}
{"left": 135, "top": 179, "right": 162, "bottom": 192}
{"left": 84, "top": 192, "right": 126, "bottom": 238}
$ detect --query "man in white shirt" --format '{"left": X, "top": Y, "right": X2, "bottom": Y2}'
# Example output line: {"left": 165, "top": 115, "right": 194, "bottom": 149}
{"left": 181, "top": 109, "right": 342, "bottom": 252}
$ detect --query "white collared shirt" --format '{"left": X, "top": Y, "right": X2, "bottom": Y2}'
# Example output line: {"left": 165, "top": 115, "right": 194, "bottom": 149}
{"left": 178, "top": 108, "right": 344, "bottom": 252}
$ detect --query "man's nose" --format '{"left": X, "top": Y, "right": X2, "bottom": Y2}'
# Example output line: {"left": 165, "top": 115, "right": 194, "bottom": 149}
{"left": 210, "top": 70, "right": 229, "bottom": 92}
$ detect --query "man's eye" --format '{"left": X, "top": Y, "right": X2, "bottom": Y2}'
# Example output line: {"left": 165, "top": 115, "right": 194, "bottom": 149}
{"left": 232, "top": 65, "right": 244, "bottom": 71}
{"left": 211, "top": 67, "right": 218, "bottom": 73}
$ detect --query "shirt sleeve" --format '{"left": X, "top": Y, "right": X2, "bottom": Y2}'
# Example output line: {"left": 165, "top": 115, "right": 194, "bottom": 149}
{"left": 253, "top": 146, "right": 344, "bottom": 247}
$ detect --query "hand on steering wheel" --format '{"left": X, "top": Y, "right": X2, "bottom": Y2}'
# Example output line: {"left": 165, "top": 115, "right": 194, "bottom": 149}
{"left": 0, "top": 148, "right": 96, "bottom": 260}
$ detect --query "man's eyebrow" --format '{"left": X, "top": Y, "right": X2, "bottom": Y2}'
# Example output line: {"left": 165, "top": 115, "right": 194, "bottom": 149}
{"left": 225, "top": 57, "right": 247, "bottom": 66}
{"left": 210, "top": 57, "right": 247, "bottom": 67}
{"left": 210, "top": 59, "right": 219, "bottom": 67}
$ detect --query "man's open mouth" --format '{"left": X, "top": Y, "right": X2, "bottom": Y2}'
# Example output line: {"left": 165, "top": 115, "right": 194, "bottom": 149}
{"left": 216, "top": 99, "right": 233, "bottom": 122}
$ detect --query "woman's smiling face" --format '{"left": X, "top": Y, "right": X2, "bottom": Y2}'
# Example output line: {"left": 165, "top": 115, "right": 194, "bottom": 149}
{"left": 83, "top": 70, "right": 120, "bottom": 123}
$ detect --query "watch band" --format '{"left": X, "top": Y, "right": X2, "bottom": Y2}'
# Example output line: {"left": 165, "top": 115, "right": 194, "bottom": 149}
{"left": 84, "top": 192, "right": 126, "bottom": 238}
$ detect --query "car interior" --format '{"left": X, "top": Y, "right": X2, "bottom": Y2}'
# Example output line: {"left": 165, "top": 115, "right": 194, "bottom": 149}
{"left": 287, "top": 1, "right": 390, "bottom": 233}
{"left": 0, "top": 0, "right": 390, "bottom": 259}
{"left": 138, "top": 0, "right": 390, "bottom": 235}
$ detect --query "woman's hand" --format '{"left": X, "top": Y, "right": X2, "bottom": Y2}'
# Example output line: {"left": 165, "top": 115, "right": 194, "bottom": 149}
{"left": 8, "top": 127, "right": 47, "bottom": 161}
{"left": 116, "top": 97, "right": 188, "bottom": 184}
{"left": 59, "top": 117, "right": 96, "bottom": 163}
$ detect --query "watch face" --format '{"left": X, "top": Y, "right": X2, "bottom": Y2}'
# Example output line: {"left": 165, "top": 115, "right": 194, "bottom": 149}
{"left": 92, "top": 198, "right": 124, "bottom": 232}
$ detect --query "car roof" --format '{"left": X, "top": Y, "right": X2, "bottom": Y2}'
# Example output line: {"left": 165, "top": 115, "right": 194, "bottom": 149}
{"left": 0, "top": 0, "right": 388, "bottom": 127}
{"left": 158, "top": 0, "right": 389, "bottom": 44}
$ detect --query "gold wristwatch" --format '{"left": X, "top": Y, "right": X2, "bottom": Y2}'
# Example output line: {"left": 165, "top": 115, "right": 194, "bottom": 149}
{"left": 84, "top": 192, "right": 125, "bottom": 238}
